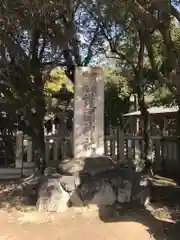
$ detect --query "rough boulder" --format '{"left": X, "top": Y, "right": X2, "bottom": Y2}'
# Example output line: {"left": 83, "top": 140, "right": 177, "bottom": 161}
{"left": 36, "top": 159, "right": 150, "bottom": 212}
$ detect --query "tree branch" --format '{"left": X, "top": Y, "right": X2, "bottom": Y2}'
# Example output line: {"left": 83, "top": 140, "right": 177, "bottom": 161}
{"left": 30, "top": 28, "right": 41, "bottom": 67}
{"left": 1, "top": 33, "right": 29, "bottom": 63}
{"left": 69, "top": 37, "right": 82, "bottom": 66}
{"left": 133, "top": 1, "right": 162, "bottom": 29}
{"left": 39, "top": 36, "right": 47, "bottom": 61}
{"left": 82, "top": 3, "right": 138, "bottom": 70}
{"left": 82, "top": 26, "right": 99, "bottom": 66}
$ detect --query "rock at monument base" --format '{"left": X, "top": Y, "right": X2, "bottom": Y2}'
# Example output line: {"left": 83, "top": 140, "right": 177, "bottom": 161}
{"left": 69, "top": 191, "right": 85, "bottom": 206}
{"left": 81, "top": 156, "right": 118, "bottom": 176}
{"left": 89, "top": 183, "right": 116, "bottom": 205}
{"left": 37, "top": 177, "right": 70, "bottom": 212}
{"left": 60, "top": 174, "right": 80, "bottom": 192}
{"left": 117, "top": 180, "right": 132, "bottom": 203}
{"left": 69, "top": 182, "right": 117, "bottom": 207}
{"left": 36, "top": 165, "right": 150, "bottom": 212}
{"left": 131, "top": 173, "right": 150, "bottom": 206}
{"left": 44, "top": 167, "right": 58, "bottom": 176}
{"left": 70, "top": 169, "right": 150, "bottom": 207}
{"left": 70, "top": 172, "right": 133, "bottom": 206}
{"left": 58, "top": 156, "right": 118, "bottom": 176}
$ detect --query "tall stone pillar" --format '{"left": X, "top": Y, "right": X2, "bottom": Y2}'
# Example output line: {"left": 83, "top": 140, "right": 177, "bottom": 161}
{"left": 73, "top": 67, "right": 104, "bottom": 158}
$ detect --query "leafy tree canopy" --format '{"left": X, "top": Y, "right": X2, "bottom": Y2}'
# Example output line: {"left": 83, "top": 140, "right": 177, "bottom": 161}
{"left": 45, "top": 68, "right": 74, "bottom": 93}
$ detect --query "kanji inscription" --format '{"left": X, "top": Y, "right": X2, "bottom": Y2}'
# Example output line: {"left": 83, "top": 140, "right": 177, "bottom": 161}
{"left": 73, "top": 67, "right": 104, "bottom": 158}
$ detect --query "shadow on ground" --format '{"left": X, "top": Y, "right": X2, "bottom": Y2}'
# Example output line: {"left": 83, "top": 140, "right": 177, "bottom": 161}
{"left": 98, "top": 174, "right": 180, "bottom": 240}
{"left": 98, "top": 204, "right": 179, "bottom": 240}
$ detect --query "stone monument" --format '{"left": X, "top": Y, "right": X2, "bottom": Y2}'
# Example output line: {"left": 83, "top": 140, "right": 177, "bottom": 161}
{"left": 59, "top": 66, "right": 117, "bottom": 174}
{"left": 73, "top": 67, "right": 104, "bottom": 158}
{"left": 37, "top": 67, "right": 150, "bottom": 212}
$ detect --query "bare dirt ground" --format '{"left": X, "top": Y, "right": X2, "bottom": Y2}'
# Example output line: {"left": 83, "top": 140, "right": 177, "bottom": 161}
{"left": 0, "top": 176, "right": 180, "bottom": 240}
{"left": 0, "top": 207, "right": 154, "bottom": 240}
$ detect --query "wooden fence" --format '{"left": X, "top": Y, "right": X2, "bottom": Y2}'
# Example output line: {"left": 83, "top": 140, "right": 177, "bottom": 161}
{"left": 14, "top": 131, "right": 179, "bottom": 173}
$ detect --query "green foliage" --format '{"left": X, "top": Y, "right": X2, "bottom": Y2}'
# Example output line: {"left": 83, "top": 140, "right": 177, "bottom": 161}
{"left": 44, "top": 68, "right": 74, "bottom": 113}
{"left": 0, "top": 0, "right": 179, "bottom": 141}
{"left": 91, "top": 0, "right": 180, "bottom": 109}
{"left": 104, "top": 68, "right": 131, "bottom": 127}
{"left": 152, "top": 86, "right": 175, "bottom": 107}
{"left": 105, "top": 69, "right": 131, "bottom": 98}
{"left": 45, "top": 69, "right": 74, "bottom": 93}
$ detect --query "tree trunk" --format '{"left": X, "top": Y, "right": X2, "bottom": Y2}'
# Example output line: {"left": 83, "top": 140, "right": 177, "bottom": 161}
{"left": 20, "top": 96, "right": 46, "bottom": 175}
{"left": 135, "top": 80, "right": 152, "bottom": 172}
{"left": 33, "top": 103, "right": 46, "bottom": 174}
{"left": 135, "top": 30, "right": 153, "bottom": 173}
{"left": 30, "top": 28, "right": 46, "bottom": 174}
{"left": 138, "top": 94, "right": 152, "bottom": 172}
